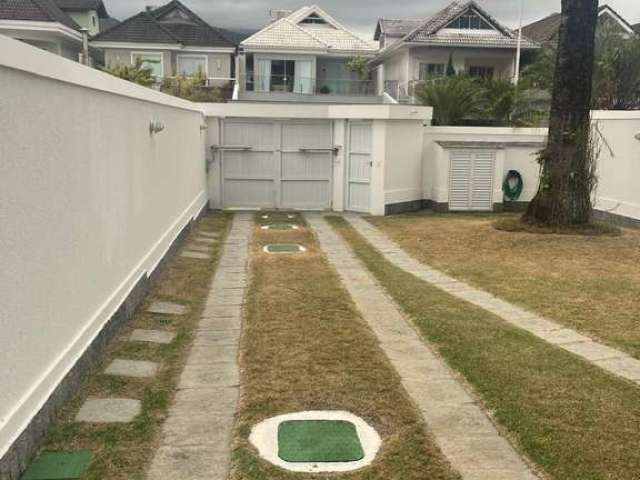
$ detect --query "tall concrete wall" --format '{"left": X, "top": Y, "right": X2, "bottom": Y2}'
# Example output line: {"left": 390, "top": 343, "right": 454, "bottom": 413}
{"left": 0, "top": 35, "right": 207, "bottom": 470}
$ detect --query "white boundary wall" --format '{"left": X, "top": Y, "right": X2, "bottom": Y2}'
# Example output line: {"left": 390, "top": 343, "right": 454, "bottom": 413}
{"left": 592, "top": 111, "right": 640, "bottom": 221}
{"left": 423, "top": 116, "right": 640, "bottom": 220}
{"left": 0, "top": 35, "right": 207, "bottom": 458}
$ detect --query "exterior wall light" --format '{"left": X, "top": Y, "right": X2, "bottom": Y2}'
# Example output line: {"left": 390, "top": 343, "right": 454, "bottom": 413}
{"left": 635, "top": 132, "right": 640, "bottom": 141}
{"left": 149, "top": 120, "right": 165, "bottom": 134}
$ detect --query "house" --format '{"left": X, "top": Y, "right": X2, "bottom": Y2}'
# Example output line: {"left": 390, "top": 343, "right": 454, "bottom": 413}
{"left": 372, "top": 0, "right": 539, "bottom": 102}
{"left": 54, "top": 0, "right": 116, "bottom": 37}
{"left": 236, "top": 6, "right": 379, "bottom": 102}
{"left": 90, "top": 0, "right": 236, "bottom": 86}
{"left": 522, "top": 5, "right": 637, "bottom": 45}
{"left": 0, "top": 0, "right": 87, "bottom": 60}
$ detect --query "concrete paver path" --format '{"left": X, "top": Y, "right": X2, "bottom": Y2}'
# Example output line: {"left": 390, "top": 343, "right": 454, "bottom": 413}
{"left": 345, "top": 214, "right": 640, "bottom": 386}
{"left": 146, "top": 213, "right": 251, "bottom": 480}
{"left": 306, "top": 214, "right": 538, "bottom": 480}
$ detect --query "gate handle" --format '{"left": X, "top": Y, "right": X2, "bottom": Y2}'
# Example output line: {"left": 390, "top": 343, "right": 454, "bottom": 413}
{"left": 299, "top": 147, "right": 341, "bottom": 155}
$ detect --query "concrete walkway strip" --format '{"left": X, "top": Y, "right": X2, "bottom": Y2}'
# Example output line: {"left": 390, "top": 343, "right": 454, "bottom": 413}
{"left": 146, "top": 213, "right": 252, "bottom": 480}
{"left": 345, "top": 215, "right": 640, "bottom": 386}
{"left": 305, "top": 214, "right": 538, "bottom": 480}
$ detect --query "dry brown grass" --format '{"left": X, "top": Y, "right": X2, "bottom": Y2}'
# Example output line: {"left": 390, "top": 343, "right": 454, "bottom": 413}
{"left": 329, "top": 215, "right": 640, "bottom": 480}
{"left": 42, "top": 212, "right": 232, "bottom": 480}
{"left": 231, "top": 213, "right": 460, "bottom": 480}
{"left": 369, "top": 212, "right": 640, "bottom": 359}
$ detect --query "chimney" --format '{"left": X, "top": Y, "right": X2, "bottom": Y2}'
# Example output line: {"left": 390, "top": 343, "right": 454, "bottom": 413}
{"left": 146, "top": 5, "right": 155, "bottom": 12}
{"left": 269, "top": 9, "right": 292, "bottom": 22}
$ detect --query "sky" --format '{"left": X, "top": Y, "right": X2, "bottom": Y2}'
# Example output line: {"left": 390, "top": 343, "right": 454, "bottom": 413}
{"left": 104, "top": 0, "right": 640, "bottom": 39}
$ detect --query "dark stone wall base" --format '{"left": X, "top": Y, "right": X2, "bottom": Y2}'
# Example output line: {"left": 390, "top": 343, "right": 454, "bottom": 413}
{"left": 593, "top": 209, "right": 640, "bottom": 229}
{"left": 384, "top": 200, "right": 428, "bottom": 215}
{"left": 0, "top": 206, "right": 207, "bottom": 480}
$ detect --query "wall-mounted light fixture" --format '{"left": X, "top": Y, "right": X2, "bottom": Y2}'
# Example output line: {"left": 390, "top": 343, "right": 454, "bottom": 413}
{"left": 635, "top": 132, "right": 640, "bottom": 141}
{"left": 149, "top": 120, "right": 165, "bottom": 134}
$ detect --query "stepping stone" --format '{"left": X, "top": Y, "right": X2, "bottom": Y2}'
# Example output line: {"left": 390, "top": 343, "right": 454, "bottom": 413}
{"left": 147, "top": 301, "right": 189, "bottom": 316}
{"left": 75, "top": 398, "right": 141, "bottom": 423}
{"left": 187, "top": 244, "right": 212, "bottom": 253}
{"left": 194, "top": 237, "right": 217, "bottom": 245}
{"left": 105, "top": 359, "right": 159, "bottom": 378}
{"left": 199, "top": 231, "right": 220, "bottom": 238}
{"left": 181, "top": 251, "right": 211, "bottom": 260}
{"left": 263, "top": 244, "right": 306, "bottom": 254}
{"left": 130, "top": 329, "right": 176, "bottom": 344}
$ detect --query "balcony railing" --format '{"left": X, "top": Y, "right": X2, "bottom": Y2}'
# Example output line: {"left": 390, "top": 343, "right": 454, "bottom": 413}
{"left": 242, "top": 74, "right": 376, "bottom": 96}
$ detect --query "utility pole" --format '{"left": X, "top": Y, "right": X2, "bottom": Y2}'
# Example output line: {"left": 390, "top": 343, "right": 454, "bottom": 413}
{"left": 514, "top": 0, "right": 524, "bottom": 85}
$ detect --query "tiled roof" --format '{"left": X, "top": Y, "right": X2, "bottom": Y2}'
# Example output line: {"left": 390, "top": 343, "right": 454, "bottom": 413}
{"left": 98, "top": 16, "right": 119, "bottom": 32}
{"left": 242, "top": 5, "right": 376, "bottom": 53}
{"left": 55, "top": 0, "right": 108, "bottom": 19}
{"left": 523, "top": 5, "right": 637, "bottom": 44}
{"left": 91, "top": 0, "right": 234, "bottom": 47}
{"left": 375, "top": 18, "right": 424, "bottom": 40}
{"left": 403, "top": 0, "right": 537, "bottom": 49}
{"left": 521, "top": 13, "right": 561, "bottom": 44}
{"left": 0, "top": 0, "right": 80, "bottom": 30}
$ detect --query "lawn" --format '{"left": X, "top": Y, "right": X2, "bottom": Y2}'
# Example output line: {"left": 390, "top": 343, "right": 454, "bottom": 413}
{"left": 231, "top": 212, "right": 459, "bottom": 480}
{"left": 42, "top": 212, "right": 232, "bottom": 480}
{"left": 368, "top": 211, "right": 640, "bottom": 359}
{"left": 328, "top": 215, "right": 640, "bottom": 480}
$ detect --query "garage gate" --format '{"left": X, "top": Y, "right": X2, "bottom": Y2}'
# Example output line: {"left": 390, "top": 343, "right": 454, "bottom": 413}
{"left": 219, "top": 119, "right": 334, "bottom": 210}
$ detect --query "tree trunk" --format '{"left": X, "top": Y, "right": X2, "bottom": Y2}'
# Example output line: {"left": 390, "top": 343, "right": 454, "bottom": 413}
{"left": 524, "top": 0, "right": 600, "bottom": 226}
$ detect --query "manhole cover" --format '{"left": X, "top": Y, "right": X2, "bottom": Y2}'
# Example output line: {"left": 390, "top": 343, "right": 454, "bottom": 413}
{"left": 250, "top": 411, "right": 381, "bottom": 473}
{"left": 278, "top": 420, "right": 364, "bottom": 462}
{"left": 22, "top": 450, "right": 92, "bottom": 479}
{"left": 264, "top": 244, "right": 306, "bottom": 253}
{"left": 261, "top": 224, "right": 299, "bottom": 231}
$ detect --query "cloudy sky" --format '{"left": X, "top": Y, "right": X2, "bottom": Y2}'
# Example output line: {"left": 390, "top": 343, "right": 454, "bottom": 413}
{"left": 105, "top": 0, "right": 640, "bottom": 39}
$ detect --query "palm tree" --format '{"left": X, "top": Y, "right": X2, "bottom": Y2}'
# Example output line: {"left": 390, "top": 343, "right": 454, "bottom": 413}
{"left": 524, "top": 0, "right": 600, "bottom": 227}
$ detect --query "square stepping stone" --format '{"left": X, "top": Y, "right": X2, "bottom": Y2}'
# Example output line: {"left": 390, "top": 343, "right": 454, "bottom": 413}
{"left": 181, "top": 251, "right": 211, "bottom": 260}
{"left": 198, "top": 231, "right": 220, "bottom": 238}
{"left": 105, "top": 359, "right": 159, "bottom": 378}
{"left": 147, "top": 301, "right": 189, "bottom": 316}
{"left": 194, "top": 237, "right": 217, "bottom": 245}
{"left": 187, "top": 244, "right": 212, "bottom": 253}
{"left": 130, "top": 329, "right": 176, "bottom": 344}
{"left": 22, "top": 450, "right": 92, "bottom": 480}
{"left": 75, "top": 398, "right": 141, "bottom": 423}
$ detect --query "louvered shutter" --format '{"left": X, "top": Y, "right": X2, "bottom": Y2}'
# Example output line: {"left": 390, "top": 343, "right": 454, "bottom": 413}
{"left": 448, "top": 149, "right": 495, "bottom": 211}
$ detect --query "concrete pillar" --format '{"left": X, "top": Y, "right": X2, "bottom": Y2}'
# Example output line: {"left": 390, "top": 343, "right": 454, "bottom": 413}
{"left": 370, "top": 120, "right": 387, "bottom": 216}
{"left": 332, "top": 120, "right": 346, "bottom": 212}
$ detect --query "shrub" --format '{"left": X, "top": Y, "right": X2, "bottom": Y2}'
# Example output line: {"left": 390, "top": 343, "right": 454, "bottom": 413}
{"left": 101, "top": 58, "right": 155, "bottom": 87}
{"left": 160, "top": 71, "right": 224, "bottom": 103}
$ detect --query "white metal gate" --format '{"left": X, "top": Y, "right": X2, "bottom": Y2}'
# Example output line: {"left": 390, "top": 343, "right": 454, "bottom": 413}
{"left": 347, "top": 122, "right": 372, "bottom": 212}
{"left": 449, "top": 149, "right": 496, "bottom": 211}
{"left": 220, "top": 119, "right": 334, "bottom": 210}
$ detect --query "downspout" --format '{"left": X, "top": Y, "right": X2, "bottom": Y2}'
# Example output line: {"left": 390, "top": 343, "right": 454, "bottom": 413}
{"left": 80, "top": 28, "right": 90, "bottom": 66}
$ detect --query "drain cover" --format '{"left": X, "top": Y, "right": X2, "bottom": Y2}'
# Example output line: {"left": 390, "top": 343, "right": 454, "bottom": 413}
{"left": 278, "top": 420, "right": 364, "bottom": 463}
{"left": 261, "top": 224, "right": 299, "bottom": 231}
{"left": 22, "top": 450, "right": 92, "bottom": 479}
{"left": 264, "top": 244, "right": 306, "bottom": 253}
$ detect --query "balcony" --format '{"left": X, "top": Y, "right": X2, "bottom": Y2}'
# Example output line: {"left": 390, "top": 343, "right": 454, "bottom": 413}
{"left": 238, "top": 74, "right": 382, "bottom": 103}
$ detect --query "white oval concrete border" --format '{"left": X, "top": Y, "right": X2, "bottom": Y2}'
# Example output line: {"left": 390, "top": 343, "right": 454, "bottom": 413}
{"left": 260, "top": 224, "right": 300, "bottom": 230}
{"left": 249, "top": 410, "right": 382, "bottom": 473}
{"left": 262, "top": 244, "right": 307, "bottom": 254}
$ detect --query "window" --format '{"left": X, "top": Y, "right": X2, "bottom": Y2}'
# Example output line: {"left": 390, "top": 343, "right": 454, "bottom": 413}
{"left": 469, "top": 66, "right": 494, "bottom": 79}
{"left": 177, "top": 55, "right": 207, "bottom": 77}
{"left": 445, "top": 11, "right": 493, "bottom": 30}
{"left": 270, "top": 60, "right": 296, "bottom": 92}
{"left": 132, "top": 52, "right": 163, "bottom": 77}
{"left": 92, "top": 16, "right": 96, "bottom": 27}
{"left": 419, "top": 63, "right": 445, "bottom": 80}
{"left": 301, "top": 13, "right": 326, "bottom": 24}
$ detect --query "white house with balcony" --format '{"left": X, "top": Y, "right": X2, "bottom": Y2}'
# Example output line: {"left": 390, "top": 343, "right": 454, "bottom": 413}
{"left": 373, "top": 0, "right": 539, "bottom": 103}
{"left": 236, "top": 6, "right": 379, "bottom": 103}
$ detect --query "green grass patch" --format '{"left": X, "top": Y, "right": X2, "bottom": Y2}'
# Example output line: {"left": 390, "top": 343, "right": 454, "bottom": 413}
{"left": 39, "top": 213, "right": 233, "bottom": 480}
{"left": 327, "top": 215, "right": 640, "bottom": 480}
{"left": 278, "top": 420, "right": 364, "bottom": 463}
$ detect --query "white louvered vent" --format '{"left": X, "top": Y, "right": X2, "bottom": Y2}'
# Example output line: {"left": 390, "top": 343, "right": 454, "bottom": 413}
{"left": 449, "top": 149, "right": 496, "bottom": 211}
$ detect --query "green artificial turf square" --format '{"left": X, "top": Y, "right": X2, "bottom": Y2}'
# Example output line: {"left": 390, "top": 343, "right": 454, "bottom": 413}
{"left": 266, "top": 223, "right": 296, "bottom": 230}
{"left": 265, "top": 244, "right": 303, "bottom": 253}
{"left": 22, "top": 450, "right": 92, "bottom": 479}
{"left": 278, "top": 420, "right": 364, "bottom": 463}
